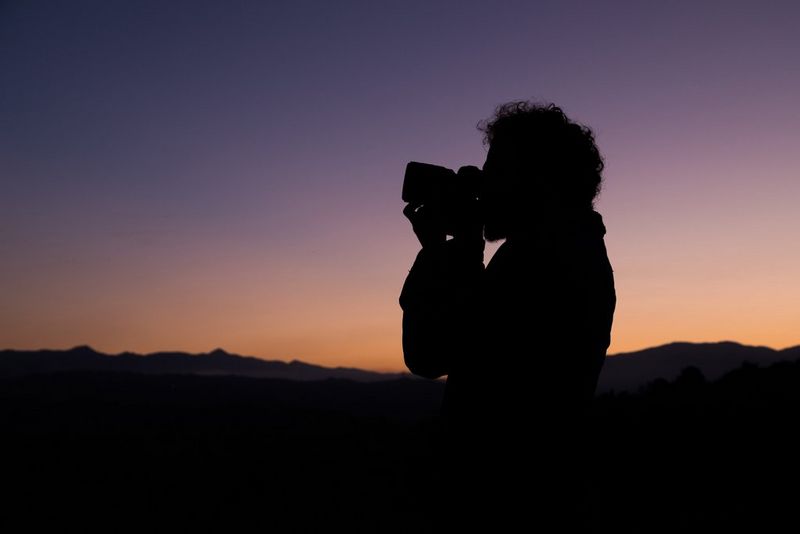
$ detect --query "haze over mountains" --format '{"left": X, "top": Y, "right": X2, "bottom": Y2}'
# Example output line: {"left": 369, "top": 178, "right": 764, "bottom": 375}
{"left": 2, "top": 341, "right": 799, "bottom": 392}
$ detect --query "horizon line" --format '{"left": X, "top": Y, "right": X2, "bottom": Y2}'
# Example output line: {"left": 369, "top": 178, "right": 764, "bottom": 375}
{"left": 3, "top": 339, "right": 800, "bottom": 373}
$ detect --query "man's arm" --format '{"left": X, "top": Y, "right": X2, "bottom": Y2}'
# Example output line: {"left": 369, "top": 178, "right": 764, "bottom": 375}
{"left": 399, "top": 237, "right": 484, "bottom": 379}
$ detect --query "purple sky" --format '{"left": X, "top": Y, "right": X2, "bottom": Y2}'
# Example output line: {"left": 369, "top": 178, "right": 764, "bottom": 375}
{"left": 2, "top": 1, "right": 799, "bottom": 370}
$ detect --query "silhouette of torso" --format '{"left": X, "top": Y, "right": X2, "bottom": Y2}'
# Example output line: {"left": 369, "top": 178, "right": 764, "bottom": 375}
{"left": 400, "top": 209, "right": 615, "bottom": 529}
{"left": 444, "top": 210, "right": 614, "bottom": 421}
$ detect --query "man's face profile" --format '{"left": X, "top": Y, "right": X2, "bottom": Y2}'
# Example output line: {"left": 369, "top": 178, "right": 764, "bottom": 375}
{"left": 481, "top": 142, "right": 520, "bottom": 242}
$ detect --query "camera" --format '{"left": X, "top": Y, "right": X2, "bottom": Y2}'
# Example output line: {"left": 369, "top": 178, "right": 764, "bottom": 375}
{"left": 402, "top": 162, "right": 483, "bottom": 204}
{"left": 402, "top": 162, "right": 484, "bottom": 236}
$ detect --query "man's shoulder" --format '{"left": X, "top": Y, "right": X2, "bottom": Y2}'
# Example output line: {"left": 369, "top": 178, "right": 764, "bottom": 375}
{"left": 485, "top": 228, "right": 610, "bottom": 278}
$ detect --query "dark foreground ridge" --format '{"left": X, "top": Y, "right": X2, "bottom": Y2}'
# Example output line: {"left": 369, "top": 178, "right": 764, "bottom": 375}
{"left": 2, "top": 358, "right": 800, "bottom": 532}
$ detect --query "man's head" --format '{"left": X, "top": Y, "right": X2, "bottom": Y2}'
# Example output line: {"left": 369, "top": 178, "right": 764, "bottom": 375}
{"left": 478, "top": 101, "right": 604, "bottom": 241}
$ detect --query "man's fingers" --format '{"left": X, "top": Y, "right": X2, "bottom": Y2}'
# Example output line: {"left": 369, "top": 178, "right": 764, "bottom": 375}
{"left": 403, "top": 202, "right": 447, "bottom": 247}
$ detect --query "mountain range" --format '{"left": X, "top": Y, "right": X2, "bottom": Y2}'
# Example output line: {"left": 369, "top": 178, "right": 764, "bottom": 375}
{"left": 598, "top": 341, "right": 800, "bottom": 392}
{"left": 0, "top": 345, "right": 404, "bottom": 382}
{"left": 2, "top": 341, "right": 799, "bottom": 392}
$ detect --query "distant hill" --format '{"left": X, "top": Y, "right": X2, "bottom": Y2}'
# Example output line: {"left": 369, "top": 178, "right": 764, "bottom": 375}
{"left": 0, "top": 345, "right": 406, "bottom": 382}
{"left": 2, "top": 341, "right": 799, "bottom": 390}
{"left": 598, "top": 341, "right": 800, "bottom": 392}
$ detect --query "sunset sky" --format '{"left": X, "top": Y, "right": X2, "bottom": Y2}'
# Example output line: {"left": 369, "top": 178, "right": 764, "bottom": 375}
{"left": 2, "top": 1, "right": 799, "bottom": 371}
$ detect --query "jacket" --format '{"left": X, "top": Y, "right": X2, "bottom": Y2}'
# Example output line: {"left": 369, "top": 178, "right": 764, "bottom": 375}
{"left": 399, "top": 209, "right": 616, "bottom": 431}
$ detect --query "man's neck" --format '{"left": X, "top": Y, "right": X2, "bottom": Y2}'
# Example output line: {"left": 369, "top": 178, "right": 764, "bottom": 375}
{"left": 507, "top": 207, "right": 595, "bottom": 242}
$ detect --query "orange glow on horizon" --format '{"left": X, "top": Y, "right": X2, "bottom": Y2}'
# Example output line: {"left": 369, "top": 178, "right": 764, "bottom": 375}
{"left": 3, "top": 2, "right": 800, "bottom": 372}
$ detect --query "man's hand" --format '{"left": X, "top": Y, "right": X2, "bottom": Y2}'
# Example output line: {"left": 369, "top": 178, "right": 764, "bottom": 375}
{"left": 404, "top": 165, "right": 485, "bottom": 248}
{"left": 403, "top": 202, "right": 446, "bottom": 248}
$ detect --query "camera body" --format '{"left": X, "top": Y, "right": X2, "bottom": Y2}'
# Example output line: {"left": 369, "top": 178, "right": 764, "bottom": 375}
{"left": 403, "top": 161, "right": 484, "bottom": 236}
{"left": 402, "top": 162, "right": 481, "bottom": 203}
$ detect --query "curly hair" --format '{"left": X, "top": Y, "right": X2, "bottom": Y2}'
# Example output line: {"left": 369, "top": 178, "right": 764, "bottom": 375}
{"left": 478, "top": 101, "right": 605, "bottom": 208}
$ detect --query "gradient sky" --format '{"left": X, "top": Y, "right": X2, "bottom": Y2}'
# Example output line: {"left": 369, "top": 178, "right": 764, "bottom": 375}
{"left": 2, "top": 0, "right": 799, "bottom": 371}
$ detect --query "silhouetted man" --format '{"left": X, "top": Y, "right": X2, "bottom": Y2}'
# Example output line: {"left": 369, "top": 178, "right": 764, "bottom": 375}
{"left": 400, "top": 102, "right": 615, "bottom": 530}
